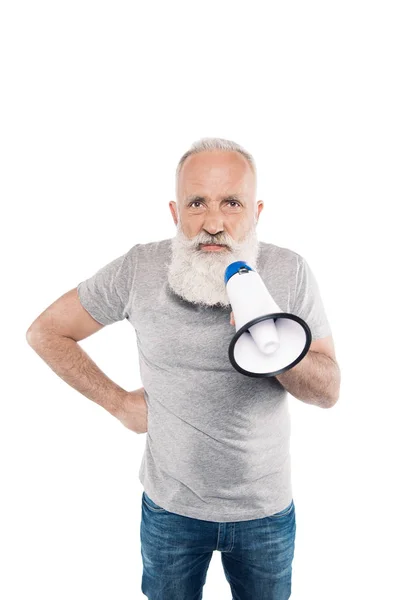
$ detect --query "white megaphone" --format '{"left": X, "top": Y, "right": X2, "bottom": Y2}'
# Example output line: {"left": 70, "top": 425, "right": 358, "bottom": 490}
{"left": 225, "top": 261, "right": 311, "bottom": 377}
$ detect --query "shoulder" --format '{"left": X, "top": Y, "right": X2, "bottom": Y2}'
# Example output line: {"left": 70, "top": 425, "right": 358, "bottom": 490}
{"left": 125, "top": 237, "right": 172, "bottom": 258}
{"left": 257, "top": 240, "right": 302, "bottom": 273}
{"left": 124, "top": 238, "right": 172, "bottom": 272}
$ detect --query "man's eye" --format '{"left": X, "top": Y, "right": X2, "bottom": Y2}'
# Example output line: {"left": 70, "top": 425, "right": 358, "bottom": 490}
{"left": 188, "top": 201, "right": 240, "bottom": 208}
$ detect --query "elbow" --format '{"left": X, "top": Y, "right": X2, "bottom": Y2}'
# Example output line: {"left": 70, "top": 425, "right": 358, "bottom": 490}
{"left": 26, "top": 327, "right": 35, "bottom": 346}
{"left": 324, "top": 387, "right": 341, "bottom": 408}
{"left": 324, "top": 394, "right": 339, "bottom": 409}
{"left": 26, "top": 323, "right": 42, "bottom": 346}
{"left": 325, "top": 364, "right": 341, "bottom": 408}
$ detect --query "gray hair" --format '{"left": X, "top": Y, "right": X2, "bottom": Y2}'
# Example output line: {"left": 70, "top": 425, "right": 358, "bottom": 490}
{"left": 175, "top": 137, "right": 257, "bottom": 195}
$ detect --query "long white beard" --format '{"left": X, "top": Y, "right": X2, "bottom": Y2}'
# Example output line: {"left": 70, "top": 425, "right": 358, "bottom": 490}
{"left": 167, "top": 223, "right": 261, "bottom": 308}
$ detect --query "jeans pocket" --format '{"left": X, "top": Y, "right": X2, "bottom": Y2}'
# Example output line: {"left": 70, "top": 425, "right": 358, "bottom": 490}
{"left": 142, "top": 491, "right": 168, "bottom": 513}
{"left": 269, "top": 499, "right": 294, "bottom": 518}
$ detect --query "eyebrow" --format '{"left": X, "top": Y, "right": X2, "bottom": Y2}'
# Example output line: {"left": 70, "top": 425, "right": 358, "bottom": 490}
{"left": 185, "top": 194, "right": 243, "bottom": 205}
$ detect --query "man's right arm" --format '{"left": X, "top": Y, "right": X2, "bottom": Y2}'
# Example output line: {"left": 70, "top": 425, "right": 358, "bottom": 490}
{"left": 26, "top": 288, "right": 127, "bottom": 417}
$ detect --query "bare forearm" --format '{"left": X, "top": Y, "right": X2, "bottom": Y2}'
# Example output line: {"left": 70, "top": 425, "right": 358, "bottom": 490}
{"left": 26, "top": 329, "right": 126, "bottom": 416}
{"left": 275, "top": 351, "right": 341, "bottom": 408}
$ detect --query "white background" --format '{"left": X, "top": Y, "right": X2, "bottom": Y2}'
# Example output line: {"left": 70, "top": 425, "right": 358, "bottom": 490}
{"left": 1, "top": 1, "right": 399, "bottom": 598}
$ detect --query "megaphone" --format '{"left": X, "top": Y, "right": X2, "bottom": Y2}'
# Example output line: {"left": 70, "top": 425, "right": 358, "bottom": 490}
{"left": 225, "top": 261, "right": 311, "bottom": 378}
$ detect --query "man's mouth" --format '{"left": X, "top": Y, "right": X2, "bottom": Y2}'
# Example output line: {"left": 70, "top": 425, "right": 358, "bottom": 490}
{"left": 200, "top": 243, "right": 227, "bottom": 251}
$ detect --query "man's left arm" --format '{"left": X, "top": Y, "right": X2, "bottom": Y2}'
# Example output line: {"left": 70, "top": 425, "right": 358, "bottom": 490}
{"left": 275, "top": 252, "right": 341, "bottom": 409}
{"left": 229, "top": 253, "right": 341, "bottom": 408}
{"left": 275, "top": 335, "right": 341, "bottom": 409}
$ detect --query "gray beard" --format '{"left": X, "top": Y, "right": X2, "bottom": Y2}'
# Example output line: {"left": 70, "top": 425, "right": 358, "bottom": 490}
{"left": 167, "top": 224, "right": 261, "bottom": 308}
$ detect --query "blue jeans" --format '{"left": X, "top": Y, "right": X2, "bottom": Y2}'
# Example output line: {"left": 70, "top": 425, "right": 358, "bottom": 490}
{"left": 140, "top": 490, "right": 296, "bottom": 600}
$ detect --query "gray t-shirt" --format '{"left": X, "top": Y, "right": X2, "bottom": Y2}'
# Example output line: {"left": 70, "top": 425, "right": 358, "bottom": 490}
{"left": 77, "top": 237, "right": 331, "bottom": 522}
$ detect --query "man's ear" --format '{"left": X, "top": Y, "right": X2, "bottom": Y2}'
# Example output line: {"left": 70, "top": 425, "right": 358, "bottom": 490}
{"left": 169, "top": 200, "right": 178, "bottom": 226}
{"left": 256, "top": 200, "right": 264, "bottom": 222}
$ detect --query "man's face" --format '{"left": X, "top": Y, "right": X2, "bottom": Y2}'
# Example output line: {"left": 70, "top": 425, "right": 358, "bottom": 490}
{"left": 167, "top": 150, "right": 264, "bottom": 308}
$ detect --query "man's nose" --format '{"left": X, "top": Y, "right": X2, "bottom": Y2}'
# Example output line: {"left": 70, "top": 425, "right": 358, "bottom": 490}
{"left": 202, "top": 214, "right": 225, "bottom": 236}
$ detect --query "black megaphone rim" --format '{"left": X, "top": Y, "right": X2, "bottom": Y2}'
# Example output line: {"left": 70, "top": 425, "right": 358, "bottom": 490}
{"left": 228, "top": 312, "right": 312, "bottom": 378}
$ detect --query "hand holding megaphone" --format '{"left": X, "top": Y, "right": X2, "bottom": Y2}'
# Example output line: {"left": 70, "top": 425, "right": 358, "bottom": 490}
{"left": 225, "top": 261, "right": 311, "bottom": 377}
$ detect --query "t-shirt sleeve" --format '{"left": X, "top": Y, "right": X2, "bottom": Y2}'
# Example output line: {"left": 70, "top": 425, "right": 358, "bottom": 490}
{"left": 76, "top": 244, "right": 138, "bottom": 326}
{"left": 291, "top": 254, "right": 332, "bottom": 341}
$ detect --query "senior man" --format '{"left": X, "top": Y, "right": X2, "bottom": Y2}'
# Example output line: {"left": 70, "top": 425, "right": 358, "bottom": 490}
{"left": 26, "top": 137, "right": 341, "bottom": 600}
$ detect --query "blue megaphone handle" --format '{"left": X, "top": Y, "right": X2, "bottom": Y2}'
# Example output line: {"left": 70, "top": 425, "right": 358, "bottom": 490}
{"left": 224, "top": 261, "right": 255, "bottom": 285}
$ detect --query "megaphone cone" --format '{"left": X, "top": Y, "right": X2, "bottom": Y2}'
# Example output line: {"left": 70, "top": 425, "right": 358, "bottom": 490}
{"left": 225, "top": 261, "right": 311, "bottom": 377}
